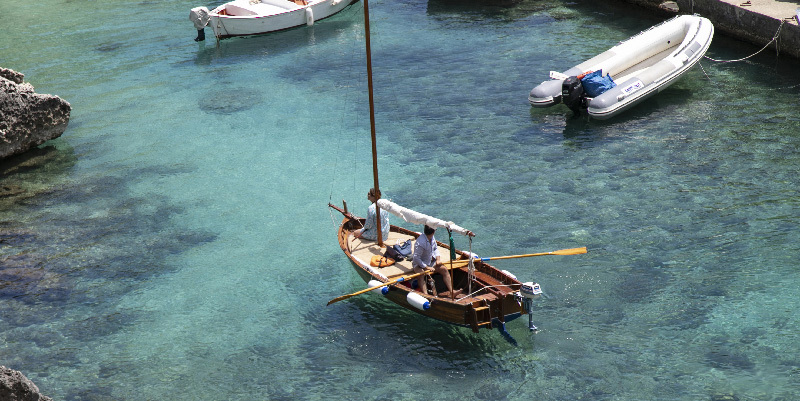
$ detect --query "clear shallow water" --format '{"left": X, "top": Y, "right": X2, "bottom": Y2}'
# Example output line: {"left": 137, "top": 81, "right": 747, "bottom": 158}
{"left": 2, "top": 0, "right": 800, "bottom": 399}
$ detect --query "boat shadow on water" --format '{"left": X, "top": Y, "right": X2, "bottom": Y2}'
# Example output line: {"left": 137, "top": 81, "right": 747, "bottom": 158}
{"left": 528, "top": 85, "right": 705, "bottom": 140}
{"left": 192, "top": 14, "right": 360, "bottom": 66}
{"left": 330, "top": 291, "right": 529, "bottom": 351}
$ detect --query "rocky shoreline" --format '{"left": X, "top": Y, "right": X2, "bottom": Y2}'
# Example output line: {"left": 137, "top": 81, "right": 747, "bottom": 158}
{"left": 1, "top": 69, "right": 69, "bottom": 400}
{"left": 0, "top": 68, "right": 71, "bottom": 160}
{"left": 0, "top": 366, "right": 53, "bottom": 401}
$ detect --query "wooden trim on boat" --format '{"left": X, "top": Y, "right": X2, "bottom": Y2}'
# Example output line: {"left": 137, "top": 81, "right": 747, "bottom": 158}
{"left": 330, "top": 203, "right": 525, "bottom": 332}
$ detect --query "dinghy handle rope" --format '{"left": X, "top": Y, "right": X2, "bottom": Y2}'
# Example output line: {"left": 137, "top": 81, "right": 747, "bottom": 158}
{"left": 704, "top": 20, "right": 785, "bottom": 63}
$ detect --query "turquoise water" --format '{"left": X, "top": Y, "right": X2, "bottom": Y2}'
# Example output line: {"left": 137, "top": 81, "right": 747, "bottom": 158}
{"left": 2, "top": 0, "right": 800, "bottom": 399}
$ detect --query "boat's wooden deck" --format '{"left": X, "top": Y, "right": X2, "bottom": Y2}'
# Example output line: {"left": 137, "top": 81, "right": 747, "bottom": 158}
{"left": 347, "top": 231, "right": 454, "bottom": 280}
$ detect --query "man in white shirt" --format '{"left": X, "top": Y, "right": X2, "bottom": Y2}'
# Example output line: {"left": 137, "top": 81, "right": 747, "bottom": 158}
{"left": 412, "top": 225, "right": 453, "bottom": 296}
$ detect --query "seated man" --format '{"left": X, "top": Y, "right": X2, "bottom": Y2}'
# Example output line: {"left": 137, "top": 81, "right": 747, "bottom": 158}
{"left": 353, "top": 188, "right": 389, "bottom": 242}
{"left": 412, "top": 225, "right": 453, "bottom": 296}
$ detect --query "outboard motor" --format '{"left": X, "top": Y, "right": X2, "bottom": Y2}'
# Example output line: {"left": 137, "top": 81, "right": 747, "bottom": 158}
{"left": 518, "top": 282, "right": 542, "bottom": 332}
{"left": 561, "top": 76, "right": 584, "bottom": 116}
{"left": 190, "top": 7, "right": 211, "bottom": 42}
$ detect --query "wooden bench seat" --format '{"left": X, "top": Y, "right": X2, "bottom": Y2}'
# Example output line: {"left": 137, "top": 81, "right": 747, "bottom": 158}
{"left": 348, "top": 230, "right": 454, "bottom": 280}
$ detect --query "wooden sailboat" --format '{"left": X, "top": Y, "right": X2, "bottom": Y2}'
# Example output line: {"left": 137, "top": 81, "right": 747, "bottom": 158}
{"left": 329, "top": 202, "right": 541, "bottom": 333}
{"left": 327, "top": 0, "right": 554, "bottom": 334}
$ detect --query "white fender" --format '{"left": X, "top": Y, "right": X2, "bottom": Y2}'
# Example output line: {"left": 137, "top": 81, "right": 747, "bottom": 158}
{"left": 407, "top": 292, "right": 430, "bottom": 311}
{"left": 367, "top": 280, "right": 389, "bottom": 295}
{"left": 305, "top": 7, "right": 314, "bottom": 26}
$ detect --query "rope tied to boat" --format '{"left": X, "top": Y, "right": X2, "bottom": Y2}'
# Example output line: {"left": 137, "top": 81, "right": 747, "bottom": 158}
{"left": 467, "top": 236, "right": 475, "bottom": 297}
{"left": 698, "top": 19, "right": 800, "bottom": 90}
{"left": 704, "top": 19, "right": 785, "bottom": 63}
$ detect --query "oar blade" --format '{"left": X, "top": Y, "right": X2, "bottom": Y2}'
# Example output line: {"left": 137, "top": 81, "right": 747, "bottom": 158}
{"left": 327, "top": 294, "right": 352, "bottom": 306}
{"left": 550, "top": 246, "right": 587, "bottom": 256}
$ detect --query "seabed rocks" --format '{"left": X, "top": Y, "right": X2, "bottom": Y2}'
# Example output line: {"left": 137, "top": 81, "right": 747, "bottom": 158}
{"left": 0, "top": 366, "right": 53, "bottom": 401}
{"left": 0, "top": 67, "right": 71, "bottom": 160}
{"left": 1, "top": 68, "right": 68, "bottom": 401}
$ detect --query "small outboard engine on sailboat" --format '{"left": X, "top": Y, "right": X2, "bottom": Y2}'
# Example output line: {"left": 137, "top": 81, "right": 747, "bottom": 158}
{"left": 520, "top": 282, "right": 542, "bottom": 299}
{"left": 561, "top": 76, "right": 584, "bottom": 116}
{"left": 189, "top": 7, "right": 211, "bottom": 42}
{"left": 517, "top": 282, "right": 543, "bottom": 332}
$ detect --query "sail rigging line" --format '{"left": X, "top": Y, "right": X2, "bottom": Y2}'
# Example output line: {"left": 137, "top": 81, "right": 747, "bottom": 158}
{"left": 327, "top": 2, "right": 375, "bottom": 216}
{"left": 467, "top": 242, "right": 473, "bottom": 298}
{"left": 361, "top": 0, "right": 385, "bottom": 247}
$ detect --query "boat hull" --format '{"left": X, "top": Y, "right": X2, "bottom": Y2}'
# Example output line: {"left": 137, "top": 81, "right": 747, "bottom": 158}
{"left": 332, "top": 205, "right": 526, "bottom": 333}
{"left": 208, "top": 0, "right": 358, "bottom": 39}
{"left": 528, "top": 15, "right": 714, "bottom": 119}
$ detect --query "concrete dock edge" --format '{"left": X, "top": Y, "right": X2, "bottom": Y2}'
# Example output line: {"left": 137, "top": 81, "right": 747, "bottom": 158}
{"left": 617, "top": 0, "right": 800, "bottom": 60}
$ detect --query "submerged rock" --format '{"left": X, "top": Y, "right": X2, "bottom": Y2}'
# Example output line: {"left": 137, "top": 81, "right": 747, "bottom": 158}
{"left": 0, "top": 366, "right": 53, "bottom": 401}
{"left": 0, "top": 67, "right": 70, "bottom": 160}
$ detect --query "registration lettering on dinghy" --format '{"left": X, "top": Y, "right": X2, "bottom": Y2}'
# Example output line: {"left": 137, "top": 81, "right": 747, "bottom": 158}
{"left": 621, "top": 80, "right": 644, "bottom": 95}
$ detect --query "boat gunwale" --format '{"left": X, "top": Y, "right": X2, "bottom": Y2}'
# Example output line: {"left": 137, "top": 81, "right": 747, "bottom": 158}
{"left": 207, "top": 0, "right": 356, "bottom": 38}
{"left": 333, "top": 210, "right": 524, "bottom": 314}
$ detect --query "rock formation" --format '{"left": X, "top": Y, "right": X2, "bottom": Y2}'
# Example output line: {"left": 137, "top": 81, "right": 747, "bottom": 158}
{"left": 0, "top": 67, "right": 70, "bottom": 160}
{"left": 0, "top": 366, "right": 53, "bottom": 401}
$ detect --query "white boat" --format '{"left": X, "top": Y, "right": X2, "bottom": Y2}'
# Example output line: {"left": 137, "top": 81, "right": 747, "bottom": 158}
{"left": 189, "top": 0, "right": 358, "bottom": 41}
{"left": 528, "top": 14, "right": 714, "bottom": 120}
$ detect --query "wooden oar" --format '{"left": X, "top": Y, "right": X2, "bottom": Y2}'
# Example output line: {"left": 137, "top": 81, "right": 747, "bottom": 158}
{"left": 443, "top": 246, "right": 588, "bottom": 268}
{"left": 326, "top": 247, "right": 587, "bottom": 306}
{"left": 474, "top": 246, "right": 587, "bottom": 261}
{"left": 327, "top": 264, "right": 461, "bottom": 306}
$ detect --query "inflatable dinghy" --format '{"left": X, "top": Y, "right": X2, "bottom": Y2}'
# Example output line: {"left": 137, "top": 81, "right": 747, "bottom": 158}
{"left": 529, "top": 15, "right": 714, "bottom": 119}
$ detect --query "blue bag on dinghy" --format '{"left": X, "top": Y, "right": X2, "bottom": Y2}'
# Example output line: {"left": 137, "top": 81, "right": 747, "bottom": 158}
{"left": 580, "top": 70, "right": 616, "bottom": 97}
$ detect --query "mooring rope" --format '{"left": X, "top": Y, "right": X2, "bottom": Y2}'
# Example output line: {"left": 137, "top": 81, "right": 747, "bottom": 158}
{"left": 704, "top": 19, "right": 785, "bottom": 63}
{"left": 699, "top": 58, "right": 800, "bottom": 89}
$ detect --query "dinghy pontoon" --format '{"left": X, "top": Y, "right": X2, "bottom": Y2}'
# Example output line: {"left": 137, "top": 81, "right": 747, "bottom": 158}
{"left": 528, "top": 14, "right": 714, "bottom": 119}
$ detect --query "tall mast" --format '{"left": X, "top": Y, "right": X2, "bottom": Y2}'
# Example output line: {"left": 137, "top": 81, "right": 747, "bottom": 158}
{"left": 363, "top": 0, "right": 384, "bottom": 247}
